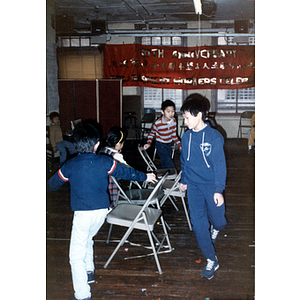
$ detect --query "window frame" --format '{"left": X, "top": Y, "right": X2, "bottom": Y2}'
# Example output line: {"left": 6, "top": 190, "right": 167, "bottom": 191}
{"left": 136, "top": 24, "right": 187, "bottom": 113}
{"left": 211, "top": 30, "right": 255, "bottom": 114}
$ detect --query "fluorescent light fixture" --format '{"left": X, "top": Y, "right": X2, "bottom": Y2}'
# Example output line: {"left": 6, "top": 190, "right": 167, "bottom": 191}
{"left": 193, "top": 0, "right": 202, "bottom": 14}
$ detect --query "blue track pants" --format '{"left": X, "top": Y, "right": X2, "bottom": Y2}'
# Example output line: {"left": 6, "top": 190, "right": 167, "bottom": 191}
{"left": 187, "top": 182, "right": 227, "bottom": 260}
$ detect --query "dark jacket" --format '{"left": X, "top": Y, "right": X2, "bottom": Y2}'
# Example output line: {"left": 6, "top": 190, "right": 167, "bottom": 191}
{"left": 47, "top": 153, "right": 147, "bottom": 211}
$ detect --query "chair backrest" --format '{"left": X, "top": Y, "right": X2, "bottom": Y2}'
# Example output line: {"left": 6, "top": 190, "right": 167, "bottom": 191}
{"left": 131, "top": 171, "right": 169, "bottom": 223}
{"left": 172, "top": 170, "right": 182, "bottom": 187}
{"left": 240, "top": 111, "right": 254, "bottom": 119}
{"left": 239, "top": 111, "right": 254, "bottom": 127}
{"left": 138, "top": 145, "right": 157, "bottom": 172}
{"left": 141, "top": 113, "right": 156, "bottom": 123}
{"left": 110, "top": 176, "right": 131, "bottom": 203}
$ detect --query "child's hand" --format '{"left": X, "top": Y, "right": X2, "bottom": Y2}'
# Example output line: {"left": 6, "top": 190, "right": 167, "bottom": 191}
{"left": 53, "top": 147, "right": 57, "bottom": 153}
{"left": 214, "top": 193, "right": 224, "bottom": 207}
{"left": 143, "top": 144, "right": 150, "bottom": 150}
{"left": 146, "top": 173, "right": 157, "bottom": 183}
{"left": 179, "top": 183, "right": 187, "bottom": 191}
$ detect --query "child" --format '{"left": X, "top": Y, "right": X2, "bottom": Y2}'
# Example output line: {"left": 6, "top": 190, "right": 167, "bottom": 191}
{"left": 143, "top": 100, "right": 181, "bottom": 169}
{"left": 49, "top": 111, "right": 77, "bottom": 166}
{"left": 179, "top": 95, "right": 227, "bottom": 280}
{"left": 100, "top": 126, "right": 129, "bottom": 207}
{"left": 102, "top": 126, "right": 128, "bottom": 165}
{"left": 47, "top": 123, "right": 157, "bottom": 300}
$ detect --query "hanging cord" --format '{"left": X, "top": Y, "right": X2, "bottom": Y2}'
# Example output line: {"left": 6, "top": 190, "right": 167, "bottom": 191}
{"left": 198, "top": 12, "right": 201, "bottom": 47}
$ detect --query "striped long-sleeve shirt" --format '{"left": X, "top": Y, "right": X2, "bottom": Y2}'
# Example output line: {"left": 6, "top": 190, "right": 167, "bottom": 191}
{"left": 147, "top": 116, "right": 181, "bottom": 148}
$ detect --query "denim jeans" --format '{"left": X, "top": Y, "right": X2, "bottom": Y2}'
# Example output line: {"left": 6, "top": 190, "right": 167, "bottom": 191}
{"left": 69, "top": 209, "right": 108, "bottom": 299}
{"left": 56, "top": 140, "right": 76, "bottom": 165}
{"left": 155, "top": 142, "right": 175, "bottom": 169}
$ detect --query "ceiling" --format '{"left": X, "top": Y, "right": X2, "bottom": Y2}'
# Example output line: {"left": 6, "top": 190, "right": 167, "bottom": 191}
{"left": 52, "top": 0, "right": 255, "bottom": 34}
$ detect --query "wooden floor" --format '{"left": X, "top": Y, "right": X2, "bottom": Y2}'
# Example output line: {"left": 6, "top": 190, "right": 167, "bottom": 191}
{"left": 47, "top": 139, "right": 255, "bottom": 300}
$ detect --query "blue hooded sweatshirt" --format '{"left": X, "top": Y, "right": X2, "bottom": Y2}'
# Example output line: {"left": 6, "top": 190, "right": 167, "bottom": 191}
{"left": 180, "top": 123, "right": 226, "bottom": 194}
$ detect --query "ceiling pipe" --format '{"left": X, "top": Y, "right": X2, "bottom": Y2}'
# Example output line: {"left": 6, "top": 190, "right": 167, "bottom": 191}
{"left": 72, "top": 29, "right": 254, "bottom": 37}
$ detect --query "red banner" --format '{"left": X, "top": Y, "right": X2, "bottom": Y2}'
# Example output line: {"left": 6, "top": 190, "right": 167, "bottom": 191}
{"left": 103, "top": 44, "right": 255, "bottom": 90}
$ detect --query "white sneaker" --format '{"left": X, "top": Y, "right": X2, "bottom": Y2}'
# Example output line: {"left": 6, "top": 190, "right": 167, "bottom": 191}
{"left": 210, "top": 225, "right": 219, "bottom": 244}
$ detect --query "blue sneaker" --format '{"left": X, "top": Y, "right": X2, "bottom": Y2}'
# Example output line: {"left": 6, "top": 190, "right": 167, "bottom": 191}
{"left": 201, "top": 256, "right": 219, "bottom": 280}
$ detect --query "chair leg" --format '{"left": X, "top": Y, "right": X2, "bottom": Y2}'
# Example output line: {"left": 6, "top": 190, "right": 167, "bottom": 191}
{"left": 144, "top": 215, "right": 163, "bottom": 274}
{"left": 168, "top": 196, "right": 179, "bottom": 211}
{"left": 106, "top": 224, "right": 113, "bottom": 244}
{"left": 181, "top": 195, "right": 192, "bottom": 231}
{"left": 103, "top": 223, "right": 136, "bottom": 269}
{"left": 160, "top": 215, "right": 172, "bottom": 251}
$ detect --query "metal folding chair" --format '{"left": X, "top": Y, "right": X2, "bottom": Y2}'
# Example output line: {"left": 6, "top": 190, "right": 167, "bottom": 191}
{"left": 103, "top": 172, "right": 172, "bottom": 274}
{"left": 237, "top": 111, "right": 255, "bottom": 138}
{"left": 160, "top": 170, "right": 192, "bottom": 231}
{"left": 152, "top": 143, "right": 176, "bottom": 162}
{"left": 137, "top": 145, "right": 177, "bottom": 184}
{"left": 106, "top": 176, "right": 164, "bottom": 243}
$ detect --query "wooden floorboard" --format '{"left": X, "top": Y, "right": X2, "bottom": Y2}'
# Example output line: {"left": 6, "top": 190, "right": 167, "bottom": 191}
{"left": 47, "top": 138, "right": 254, "bottom": 300}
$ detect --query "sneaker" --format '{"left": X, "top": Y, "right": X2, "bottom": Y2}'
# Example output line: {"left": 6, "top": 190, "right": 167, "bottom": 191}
{"left": 201, "top": 256, "right": 219, "bottom": 280}
{"left": 87, "top": 271, "right": 96, "bottom": 284}
{"left": 210, "top": 226, "right": 219, "bottom": 244}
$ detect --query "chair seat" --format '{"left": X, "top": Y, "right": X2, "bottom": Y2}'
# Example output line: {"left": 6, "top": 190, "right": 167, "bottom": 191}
{"left": 162, "top": 181, "right": 185, "bottom": 197}
{"left": 106, "top": 204, "right": 162, "bottom": 231}
{"left": 156, "top": 168, "right": 177, "bottom": 180}
{"left": 123, "top": 189, "right": 164, "bottom": 205}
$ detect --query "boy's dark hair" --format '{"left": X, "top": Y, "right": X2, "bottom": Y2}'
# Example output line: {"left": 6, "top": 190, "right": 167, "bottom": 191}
{"left": 180, "top": 95, "right": 209, "bottom": 121}
{"left": 107, "top": 126, "right": 126, "bottom": 147}
{"left": 72, "top": 123, "right": 100, "bottom": 153}
{"left": 186, "top": 93, "right": 210, "bottom": 112}
{"left": 161, "top": 99, "right": 175, "bottom": 111}
{"left": 49, "top": 111, "right": 60, "bottom": 121}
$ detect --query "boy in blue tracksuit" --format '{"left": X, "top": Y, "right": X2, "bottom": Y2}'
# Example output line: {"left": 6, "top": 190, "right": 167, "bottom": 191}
{"left": 47, "top": 123, "right": 156, "bottom": 300}
{"left": 179, "top": 96, "right": 227, "bottom": 280}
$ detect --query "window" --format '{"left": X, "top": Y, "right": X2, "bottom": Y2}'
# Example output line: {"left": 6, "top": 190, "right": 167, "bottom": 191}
{"left": 217, "top": 88, "right": 255, "bottom": 113}
{"left": 141, "top": 36, "right": 182, "bottom": 46}
{"left": 144, "top": 87, "right": 183, "bottom": 112}
{"left": 140, "top": 31, "right": 185, "bottom": 112}
{"left": 216, "top": 32, "right": 255, "bottom": 113}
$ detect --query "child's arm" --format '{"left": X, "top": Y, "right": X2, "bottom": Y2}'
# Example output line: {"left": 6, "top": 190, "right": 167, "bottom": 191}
{"left": 179, "top": 183, "right": 187, "bottom": 191}
{"left": 109, "top": 160, "right": 157, "bottom": 183}
{"left": 143, "top": 123, "right": 157, "bottom": 149}
{"left": 49, "top": 126, "right": 57, "bottom": 150}
{"left": 214, "top": 193, "right": 224, "bottom": 207}
{"left": 180, "top": 133, "right": 188, "bottom": 184}
{"left": 171, "top": 120, "right": 182, "bottom": 149}
{"left": 47, "top": 169, "right": 68, "bottom": 191}
{"left": 211, "top": 135, "right": 227, "bottom": 194}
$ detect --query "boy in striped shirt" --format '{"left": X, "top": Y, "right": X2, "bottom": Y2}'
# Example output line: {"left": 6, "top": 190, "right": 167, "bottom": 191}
{"left": 143, "top": 100, "right": 181, "bottom": 169}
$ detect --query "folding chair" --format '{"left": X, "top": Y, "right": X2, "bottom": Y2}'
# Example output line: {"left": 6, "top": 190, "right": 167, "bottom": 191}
{"left": 103, "top": 172, "right": 173, "bottom": 274}
{"left": 237, "top": 111, "right": 255, "bottom": 138}
{"left": 152, "top": 143, "right": 176, "bottom": 162}
{"left": 138, "top": 145, "right": 177, "bottom": 183}
{"left": 160, "top": 171, "right": 192, "bottom": 231}
{"left": 106, "top": 176, "right": 164, "bottom": 243}
{"left": 110, "top": 175, "right": 164, "bottom": 206}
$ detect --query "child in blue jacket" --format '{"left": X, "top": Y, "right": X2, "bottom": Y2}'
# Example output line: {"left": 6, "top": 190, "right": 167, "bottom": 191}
{"left": 179, "top": 96, "right": 227, "bottom": 280}
{"left": 47, "top": 123, "right": 156, "bottom": 300}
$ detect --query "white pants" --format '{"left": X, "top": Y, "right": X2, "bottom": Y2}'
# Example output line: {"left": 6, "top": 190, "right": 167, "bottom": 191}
{"left": 69, "top": 209, "right": 108, "bottom": 299}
